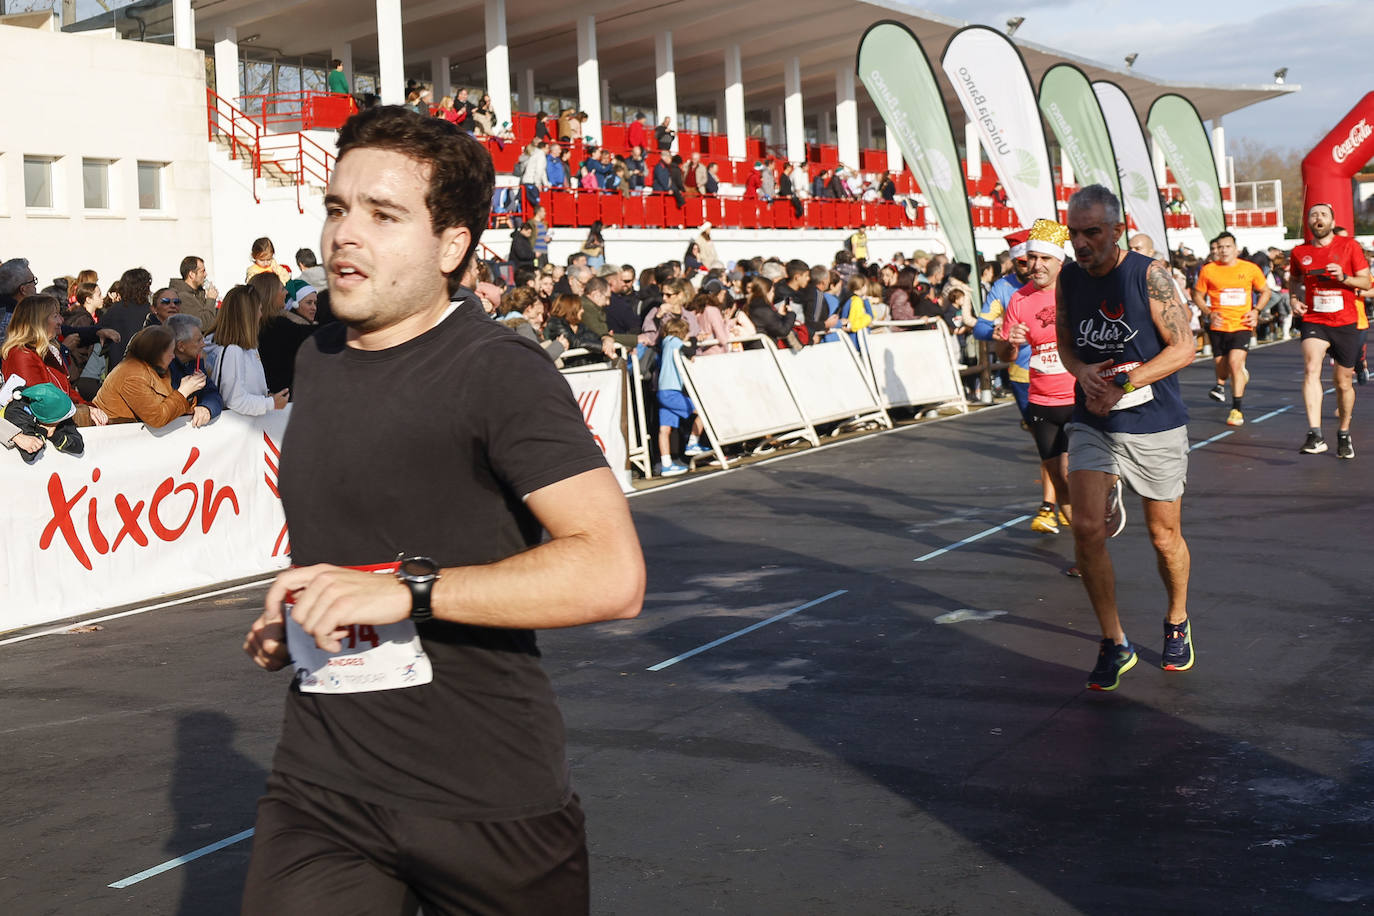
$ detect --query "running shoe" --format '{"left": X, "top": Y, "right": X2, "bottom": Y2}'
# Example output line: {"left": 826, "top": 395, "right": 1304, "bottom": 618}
{"left": 1207, "top": 384, "right": 1225, "bottom": 402}
{"left": 1087, "top": 639, "right": 1138, "bottom": 691}
{"left": 1226, "top": 409, "right": 1244, "bottom": 427}
{"left": 659, "top": 461, "right": 689, "bottom": 477}
{"left": 1057, "top": 508, "right": 1071, "bottom": 528}
{"left": 1105, "top": 478, "right": 1126, "bottom": 538}
{"left": 1358, "top": 364, "right": 1369, "bottom": 386}
{"left": 1337, "top": 433, "right": 1355, "bottom": 460}
{"left": 1063, "top": 565, "right": 1082, "bottom": 578}
{"left": 1300, "top": 432, "right": 1328, "bottom": 455}
{"left": 1030, "top": 505, "right": 1060, "bottom": 534}
{"left": 1162, "top": 618, "right": 1194, "bottom": 671}
{"left": 683, "top": 442, "right": 710, "bottom": 457}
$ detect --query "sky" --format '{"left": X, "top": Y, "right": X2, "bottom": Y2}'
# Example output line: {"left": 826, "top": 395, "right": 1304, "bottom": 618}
{"left": 912, "top": 0, "right": 1372, "bottom": 155}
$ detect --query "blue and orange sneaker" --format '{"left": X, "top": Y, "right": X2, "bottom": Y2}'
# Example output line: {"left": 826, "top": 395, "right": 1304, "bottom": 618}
{"left": 1162, "top": 618, "right": 1194, "bottom": 671}
{"left": 1087, "top": 638, "right": 1137, "bottom": 691}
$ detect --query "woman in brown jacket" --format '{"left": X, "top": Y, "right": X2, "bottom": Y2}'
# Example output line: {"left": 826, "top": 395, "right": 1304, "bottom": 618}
{"left": 93, "top": 326, "right": 205, "bottom": 428}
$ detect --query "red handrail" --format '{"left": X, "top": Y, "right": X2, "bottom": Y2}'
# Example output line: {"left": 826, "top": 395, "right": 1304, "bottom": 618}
{"left": 207, "top": 87, "right": 262, "bottom": 203}
{"left": 208, "top": 88, "right": 335, "bottom": 213}
{"left": 235, "top": 90, "right": 356, "bottom": 132}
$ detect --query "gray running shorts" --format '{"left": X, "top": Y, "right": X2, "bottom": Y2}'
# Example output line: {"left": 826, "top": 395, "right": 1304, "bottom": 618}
{"left": 1067, "top": 422, "right": 1189, "bottom": 502}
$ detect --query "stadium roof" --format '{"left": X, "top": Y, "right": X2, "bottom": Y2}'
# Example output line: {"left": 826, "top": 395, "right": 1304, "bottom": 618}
{"left": 111, "top": 0, "right": 1298, "bottom": 124}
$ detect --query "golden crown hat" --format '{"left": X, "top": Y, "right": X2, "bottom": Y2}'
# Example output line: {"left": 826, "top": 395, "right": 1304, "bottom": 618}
{"left": 1025, "top": 218, "right": 1071, "bottom": 260}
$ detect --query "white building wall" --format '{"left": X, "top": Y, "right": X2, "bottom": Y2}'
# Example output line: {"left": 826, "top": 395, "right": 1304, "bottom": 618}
{"left": 0, "top": 24, "right": 212, "bottom": 289}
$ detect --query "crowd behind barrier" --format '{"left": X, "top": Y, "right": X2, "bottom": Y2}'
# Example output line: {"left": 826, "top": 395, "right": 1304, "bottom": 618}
{"left": 3, "top": 211, "right": 1368, "bottom": 624}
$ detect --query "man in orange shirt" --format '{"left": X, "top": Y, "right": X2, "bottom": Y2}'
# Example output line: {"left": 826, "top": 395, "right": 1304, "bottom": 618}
{"left": 1192, "top": 231, "right": 1268, "bottom": 426}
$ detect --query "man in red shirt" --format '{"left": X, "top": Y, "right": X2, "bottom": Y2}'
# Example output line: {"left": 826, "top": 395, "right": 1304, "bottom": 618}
{"left": 626, "top": 112, "right": 648, "bottom": 150}
{"left": 1290, "top": 203, "right": 1372, "bottom": 458}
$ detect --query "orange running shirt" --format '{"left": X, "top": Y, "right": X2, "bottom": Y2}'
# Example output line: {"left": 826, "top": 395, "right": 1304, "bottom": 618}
{"left": 1194, "top": 260, "right": 1267, "bottom": 333}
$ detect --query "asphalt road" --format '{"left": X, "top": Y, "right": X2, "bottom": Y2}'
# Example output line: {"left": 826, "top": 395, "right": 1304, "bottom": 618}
{"left": 4, "top": 339, "right": 1371, "bottom": 915}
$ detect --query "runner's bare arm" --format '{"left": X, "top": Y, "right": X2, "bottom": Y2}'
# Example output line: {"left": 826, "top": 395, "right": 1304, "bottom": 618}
{"left": 1132, "top": 260, "right": 1198, "bottom": 386}
{"left": 262, "top": 467, "right": 644, "bottom": 653}
{"left": 1190, "top": 284, "right": 1210, "bottom": 325}
{"left": 1345, "top": 266, "right": 1372, "bottom": 291}
{"left": 1291, "top": 269, "right": 1306, "bottom": 315}
{"left": 1249, "top": 283, "right": 1271, "bottom": 328}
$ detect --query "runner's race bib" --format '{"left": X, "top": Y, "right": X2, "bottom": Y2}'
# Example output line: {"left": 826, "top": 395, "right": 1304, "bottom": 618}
{"left": 1218, "top": 288, "right": 1247, "bottom": 307}
{"left": 1313, "top": 291, "right": 1344, "bottom": 313}
{"left": 1098, "top": 361, "right": 1153, "bottom": 411}
{"left": 284, "top": 563, "right": 433, "bottom": 694}
{"left": 1029, "top": 342, "right": 1065, "bottom": 374}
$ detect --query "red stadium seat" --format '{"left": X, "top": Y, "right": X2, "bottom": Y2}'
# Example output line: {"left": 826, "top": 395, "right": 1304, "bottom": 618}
{"left": 599, "top": 194, "right": 624, "bottom": 227}
{"left": 645, "top": 194, "right": 665, "bottom": 228}
{"left": 576, "top": 192, "right": 599, "bottom": 226}
{"left": 601, "top": 123, "right": 626, "bottom": 152}
{"left": 738, "top": 200, "right": 759, "bottom": 229}
{"left": 755, "top": 202, "right": 774, "bottom": 229}
{"left": 622, "top": 195, "right": 645, "bottom": 228}
{"left": 704, "top": 197, "right": 725, "bottom": 225}
{"left": 663, "top": 193, "right": 685, "bottom": 227}
{"left": 547, "top": 189, "right": 575, "bottom": 225}
{"left": 772, "top": 200, "right": 795, "bottom": 230}
{"left": 685, "top": 197, "right": 704, "bottom": 226}
{"left": 723, "top": 198, "right": 742, "bottom": 227}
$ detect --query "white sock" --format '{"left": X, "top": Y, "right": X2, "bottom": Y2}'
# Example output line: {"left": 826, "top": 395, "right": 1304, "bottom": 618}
{"left": 661, "top": 456, "right": 673, "bottom": 467}
{"left": 687, "top": 435, "right": 699, "bottom": 447}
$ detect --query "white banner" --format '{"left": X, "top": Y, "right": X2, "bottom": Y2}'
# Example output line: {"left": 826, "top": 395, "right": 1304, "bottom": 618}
{"left": 1, "top": 411, "right": 291, "bottom": 631}
{"left": 941, "top": 26, "right": 1056, "bottom": 227}
{"left": 1094, "top": 80, "right": 1169, "bottom": 252}
{"left": 678, "top": 346, "right": 813, "bottom": 447}
{"left": 560, "top": 365, "right": 631, "bottom": 492}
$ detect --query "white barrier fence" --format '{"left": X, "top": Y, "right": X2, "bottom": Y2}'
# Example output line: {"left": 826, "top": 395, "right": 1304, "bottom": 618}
{"left": 674, "top": 323, "right": 963, "bottom": 469}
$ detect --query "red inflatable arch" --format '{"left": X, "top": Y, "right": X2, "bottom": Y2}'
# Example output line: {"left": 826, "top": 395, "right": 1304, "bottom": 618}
{"left": 1301, "top": 91, "right": 1374, "bottom": 238}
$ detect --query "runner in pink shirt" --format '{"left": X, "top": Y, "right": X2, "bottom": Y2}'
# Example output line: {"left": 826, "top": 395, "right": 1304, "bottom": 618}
{"left": 1001, "top": 219, "right": 1076, "bottom": 537}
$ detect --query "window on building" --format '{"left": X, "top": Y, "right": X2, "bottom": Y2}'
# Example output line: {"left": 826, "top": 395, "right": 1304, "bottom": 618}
{"left": 82, "top": 159, "right": 111, "bottom": 209}
{"left": 137, "top": 161, "right": 164, "bottom": 211}
{"left": 23, "top": 156, "right": 56, "bottom": 209}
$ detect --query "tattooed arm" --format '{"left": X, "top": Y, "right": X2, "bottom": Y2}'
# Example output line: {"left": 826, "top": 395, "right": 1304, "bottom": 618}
{"left": 1131, "top": 259, "right": 1199, "bottom": 386}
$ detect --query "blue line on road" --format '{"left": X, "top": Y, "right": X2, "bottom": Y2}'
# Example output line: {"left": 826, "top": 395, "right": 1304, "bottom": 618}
{"left": 108, "top": 828, "right": 255, "bottom": 889}
{"left": 914, "top": 515, "right": 1032, "bottom": 563}
{"left": 647, "top": 590, "right": 848, "bottom": 671}
{"left": 1189, "top": 430, "right": 1235, "bottom": 452}
{"left": 1252, "top": 404, "right": 1295, "bottom": 424}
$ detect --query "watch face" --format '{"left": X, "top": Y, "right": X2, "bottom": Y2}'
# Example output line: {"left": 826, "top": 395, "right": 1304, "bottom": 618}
{"left": 399, "top": 557, "right": 439, "bottom": 578}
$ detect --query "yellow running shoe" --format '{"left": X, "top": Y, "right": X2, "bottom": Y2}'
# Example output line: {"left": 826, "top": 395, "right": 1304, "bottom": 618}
{"left": 1030, "top": 505, "right": 1059, "bottom": 534}
{"left": 1226, "top": 409, "right": 1244, "bottom": 427}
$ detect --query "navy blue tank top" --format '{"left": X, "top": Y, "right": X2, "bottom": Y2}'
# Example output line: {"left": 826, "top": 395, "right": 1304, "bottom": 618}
{"left": 1059, "top": 251, "right": 1188, "bottom": 434}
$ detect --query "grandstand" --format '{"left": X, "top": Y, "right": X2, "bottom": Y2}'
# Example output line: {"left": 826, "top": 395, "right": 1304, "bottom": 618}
{"left": 4, "top": 0, "right": 1296, "bottom": 283}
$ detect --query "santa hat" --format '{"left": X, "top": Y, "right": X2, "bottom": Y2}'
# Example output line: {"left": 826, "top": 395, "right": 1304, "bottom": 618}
{"left": 1025, "top": 219, "right": 1071, "bottom": 261}
{"left": 1004, "top": 229, "right": 1031, "bottom": 259}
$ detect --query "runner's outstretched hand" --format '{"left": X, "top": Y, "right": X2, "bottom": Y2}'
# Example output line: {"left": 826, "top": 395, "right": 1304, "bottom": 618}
{"left": 243, "top": 602, "right": 290, "bottom": 671}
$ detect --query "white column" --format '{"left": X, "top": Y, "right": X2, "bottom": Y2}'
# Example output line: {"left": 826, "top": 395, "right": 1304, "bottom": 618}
{"left": 432, "top": 55, "right": 451, "bottom": 101}
{"left": 654, "top": 31, "right": 678, "bottom": 152}
{"left": 172, "top": 0, "right": 193, "bottom": 50}
{"left": 601, "top": 79, "right": 611, "bottom": 122}
{"left": 818, "top": 111, "right": 832, "bottom": 146}
{"left": 964, "top": 120, "right": 981, "bottom": 180}
{"left": 519, "top": 68, "right": 535, "bottom": 114}
{"left": 784, "top": 56, "right": 804, "bottom": 164}
{"left": 772, "top": 104, "right": 786, "bottom": 149}
{"left": 576, "top": 15, "right": 602, "bottom": 145}
{"left": 1151, "top": 137, "right": 1168, "bottom": 186}
{"left": 885, "top": 124, "right": 904, "bottom": 173}
{"left": 485, "top": 0, "right": 513, "bottom": 131}
{"left": 863, "top": 116, "right": 874, "bottom": 149}
{"left": 1060, "top": 147, "right": 1075, "bottom": 187}
{"left": 724, "top": 46, "right": 746, "bottom": 159}
{"left": 835, "top": 69, "right": 859, "bottom": 169}
{"left": 214, "top": 26, "right": 238, "bottom": 103}
{"left": 1211, "top": 117, "right": 1227, "bottom": 187}
{"left": 376, "top": 0, "right": 405, "bottom": 105}
{"left": 332, "top": 43, "right": 354, "bottom": 89}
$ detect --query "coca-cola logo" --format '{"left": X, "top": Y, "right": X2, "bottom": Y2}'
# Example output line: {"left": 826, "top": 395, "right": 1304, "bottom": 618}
{"left": 1333, "top": 119, "right": 1372, "bottom": 164}
{"left": 39, "top": 447, "right": 241, "bottom": 571}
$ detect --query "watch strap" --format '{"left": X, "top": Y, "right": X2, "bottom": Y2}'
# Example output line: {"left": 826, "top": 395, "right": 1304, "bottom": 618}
{"left": 405, "top": 577, "right": 434, "bottom": 622}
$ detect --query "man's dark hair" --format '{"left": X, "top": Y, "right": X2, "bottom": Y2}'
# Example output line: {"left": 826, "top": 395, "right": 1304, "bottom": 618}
{"left": 336, "top": 105, "right": 493, "bottom": 293}
{"left": 514, "top": 266, "right": 536, "bottom": 288}
{"left": 331, "top": 58, "right": 343, "bottom": 69}
{"left": 950, "top": 261, "right": 971, "bottom": 284}
{"left": 567, "top": 251, "right": 588, "bottom": 266}
{"left": 653, "top": 263, "right": 674, "bottom": 285}
{"left": 584, "top": 276, "right": 609, "bottom": 297}
{"left": 1210, "top": 231, "right": 1236, "bottom": 246}
{"left": 621, "top": 263, "right": 635, "bottom": 274}
{"left": 785, "top": 259, "right": 809, "bottom": 281}
{"left": 178, "top": 256, "right": 203, "bottom": 280}
{"left": 296, "top": 248, "right": 318, "bottom": 268}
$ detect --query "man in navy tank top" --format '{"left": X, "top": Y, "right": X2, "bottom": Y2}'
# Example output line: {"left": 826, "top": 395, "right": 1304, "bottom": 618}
{"left": 1055, "top": 185, "right": 1197, "bottom": 691}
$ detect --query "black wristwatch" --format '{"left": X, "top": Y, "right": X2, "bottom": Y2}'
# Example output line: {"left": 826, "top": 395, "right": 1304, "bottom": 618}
{"left": 396, "top": 556, "right": 440, "bottom": 622}
{"left": 1113, "top": 372, "right": 1137, "bottom": 393}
